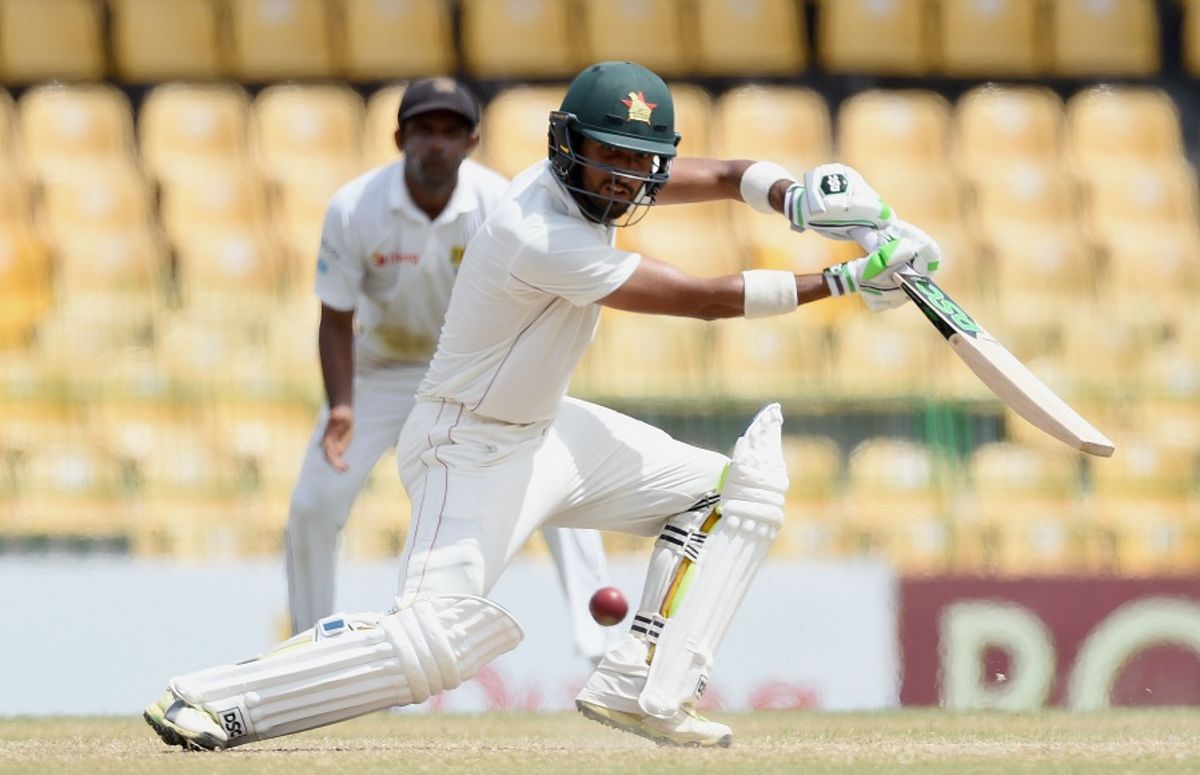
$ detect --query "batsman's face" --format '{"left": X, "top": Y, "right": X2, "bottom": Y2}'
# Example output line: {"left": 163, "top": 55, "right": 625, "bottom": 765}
{"left": 398, "top": 111, "right": 478, "bottom": 191}
{"left": 576, "top": 136, "right": 656, "bottom": 213}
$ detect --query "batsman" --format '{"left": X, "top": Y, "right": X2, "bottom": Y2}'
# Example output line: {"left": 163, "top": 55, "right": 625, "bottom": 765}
{"left": 145, "top": 61, "right": 940, "bottom": 749}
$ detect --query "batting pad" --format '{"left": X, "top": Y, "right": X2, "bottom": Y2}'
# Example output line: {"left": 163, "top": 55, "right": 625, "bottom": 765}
{"left": 170, "top": 594, "right": 522, "bottom": 747}
{"left": 638, "top": 403, "right": 788, "bottom": 719}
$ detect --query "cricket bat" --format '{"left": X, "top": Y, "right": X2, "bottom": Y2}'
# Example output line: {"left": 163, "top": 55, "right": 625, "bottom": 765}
{"left": 896, "top": 270, "right": 1115, "bottom": 457}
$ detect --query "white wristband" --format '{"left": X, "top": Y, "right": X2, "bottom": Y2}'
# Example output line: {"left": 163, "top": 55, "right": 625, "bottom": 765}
{"left": 739, "top": 161, "right": 794, "bottom": 215}
{"left": 742, "top": 269, "right": 799, "bottom": 319}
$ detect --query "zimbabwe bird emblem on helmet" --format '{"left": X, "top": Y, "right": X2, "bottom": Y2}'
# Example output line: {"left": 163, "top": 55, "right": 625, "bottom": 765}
{"left": 621, "top": 90, "right": 657, "bottom": 124}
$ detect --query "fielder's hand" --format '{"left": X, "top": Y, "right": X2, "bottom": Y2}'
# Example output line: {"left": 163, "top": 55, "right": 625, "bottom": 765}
{"left": 825, "top": 221, "right": 941, "bottom": 312}
{"left": 321, "top": 403, "right": 354, "bottom": 472}
{"left": 784, "top": 163, "right": 896, "bottom": 240}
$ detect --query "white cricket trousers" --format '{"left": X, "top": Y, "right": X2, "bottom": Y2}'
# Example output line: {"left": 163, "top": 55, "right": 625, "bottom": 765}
{"left": 395, "top": 396, "right": 729, "bottom": 603}
{"left": 285, "top": 368, "right": 613, "bottom": 658}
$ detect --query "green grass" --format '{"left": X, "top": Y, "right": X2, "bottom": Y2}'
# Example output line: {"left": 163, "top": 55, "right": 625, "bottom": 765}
{"left": 1, "top": 709, "right": 1198, "bottom": 774}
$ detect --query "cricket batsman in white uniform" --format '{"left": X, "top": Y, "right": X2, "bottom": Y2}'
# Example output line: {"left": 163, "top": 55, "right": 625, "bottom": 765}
{"left": 146, "top": 62, "right": 940, "bottom": 750}
{"left": 284, "top": 77, "right": 614, "bottom": 661}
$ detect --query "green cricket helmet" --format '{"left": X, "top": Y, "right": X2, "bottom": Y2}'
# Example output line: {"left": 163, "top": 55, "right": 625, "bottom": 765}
{"left": 549, "top": 61, "right": 680, "bottom": 225}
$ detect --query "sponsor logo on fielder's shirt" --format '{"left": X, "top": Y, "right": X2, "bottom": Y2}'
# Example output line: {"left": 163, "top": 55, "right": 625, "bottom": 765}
{"left": 373, "top": 251, "right": 419, "bottom": 267}
{"left": 621, "top": 90, "right": 656, "bottom": 124}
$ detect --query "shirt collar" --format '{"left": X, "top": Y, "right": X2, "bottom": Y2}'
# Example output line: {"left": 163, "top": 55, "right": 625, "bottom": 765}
{"left": 387, "top": 158, "right": 480, "bottom": 225}
{"left": 536, "top": 161, "right": 612, "bottom": 236}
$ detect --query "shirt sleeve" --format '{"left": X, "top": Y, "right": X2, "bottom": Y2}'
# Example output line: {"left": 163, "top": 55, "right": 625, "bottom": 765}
{"left": 313, "top": 194, "right": 362, "bottom": 311}
{"left": 508, "top": 223, "right": 641, "bottom": 307}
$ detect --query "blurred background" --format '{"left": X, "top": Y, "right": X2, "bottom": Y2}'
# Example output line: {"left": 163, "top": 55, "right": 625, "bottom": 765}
{"left": 0, "top": 0, "right": 1197, "bottom": 713}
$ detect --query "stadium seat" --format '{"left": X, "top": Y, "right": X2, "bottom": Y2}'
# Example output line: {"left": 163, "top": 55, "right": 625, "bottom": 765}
{"left": 839, "top": 437, "right": 951, "bottom": 573}
{"left": 968, "top": 161, "right": 1079, "bottom": 239}
{"left": 274, "top": 170, "right": 351, "bottom": 296}
{"left": 710, "top": 312, "right": 832, "bottom": 399}
{"left": 341, "top": 0, "right": 453, "bottom": 80}
{"left": 38, "top": 162, "right": 155, "bottom": 243}
{"left": 616, "top": 203, "right": 744, "bottom": 277}
{"left": 174, "top": 228, "right": 285, "bottom": 319}
{"left": 0, "top": 227, "right": 50, "bottom": 349}
{"left": 953, "top": 85, "right": 1065, "bottom": 177}
{"left": 110, "top": 0, "right": 223, "bottom": 81}
{"left": 1184, "top": 0, "right": 1200, "bottom": 76}
{"left": 0, "top": 170, "right": 33, "bottom": 230}
{"left": 937, "top": 0, "right": 1040, "bottom": 76}
{"left": 229, "top": 0, "right": 336, "bottom": 80}
{"left": 958, "top": 441, "right": 1085, "bottom": 575}
{"left": 816, "top": 0, "right": 932, "bottom": 75}
{"left": 778, "top": 434, "right": 842, "bottom": 558}
{"left": 459, "top": 0, "right": 577, "bottom": 78}
{"left": 735, "top": 209, "right": 848, "bottom": 282}
{"left": 10, "top": 441, "right": 128, "bottom": 539}
{"left": 714, "top": 85, "right": 832, "bottom": 168}
{"left": 251, "top": 85, "right": 365, "bottom": 185}
{"left": 155, "top": 314, "right": 274, "bottom": 397}
{"left": 0, "top": 0, "right": 104, "bottom": 82}
{"left": 861, "top": 164, "right": 965, "bottom": 227}
{"left": 829, "top": 311, "right": 938, "bottom": 397}
{"left": 139, "top": 84, "right": 252, "bottom": 183}
{"left": 481, "top": 86, "right": 566, "bottom": 179}
{"left": 0, "top": 88, "right": 15, "bottom": 161}
{"left": 1092, "top": 432, "right": 1194, "bottom": 501}
{"left": 1080, "top": 160, "right": 1199, "bottom": 243}
{"left": 1049, "top": 0, "right": 1159, "bottom": 76}
{"left": 363, "top": 84, "right": 405, "bottom": 170}
{"left": 52, "top": 227, "right": 167, "bottom": 323}
{"left": 579, "top": 0, "right": 688, "bottom": 76}
{"left": 210, "top": 398, "right": 314, "bottom": 496}
{"left": 1093, "top": 497, "right": 1199, "bottom": 576}
{"left": 837, "top": 90, "right": 952, "bottom": 171}
{"left": 983, "top": 225, "right": 1092, "bottom": 309}
{"left": 668, "top": 83, "right": 715, "bottom": 158}
{"left": 17, "top": 85, "right": 136, "bottom": 179}
{"left": 577, "top": 310, "right": 711, "bottom": 400}
{"left": 160, "top": 168, "right": 271, "bottom": 249}
{"left": 1065, "top": 87, "right": 1183, "bottom": 170}
{"left": 692, "top": 0, "right": 806, "bottom": 76}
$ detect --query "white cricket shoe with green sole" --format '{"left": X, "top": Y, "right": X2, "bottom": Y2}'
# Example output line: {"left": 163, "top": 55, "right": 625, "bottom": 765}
{"left": 143, "top": 690, "right": 228, "bottom": 751}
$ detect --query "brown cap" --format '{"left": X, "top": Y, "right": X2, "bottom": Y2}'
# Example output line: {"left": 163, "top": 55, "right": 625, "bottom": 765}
{"left": 397, "top": 77, "right": 480, "bottom": 127}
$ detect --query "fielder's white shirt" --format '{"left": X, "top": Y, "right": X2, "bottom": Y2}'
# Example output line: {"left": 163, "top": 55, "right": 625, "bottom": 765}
{"left": 315, "top": 158, "right": 509, "bottom": 371}
{"left": 417, "top": 161, "right": 642, "bottom": 423}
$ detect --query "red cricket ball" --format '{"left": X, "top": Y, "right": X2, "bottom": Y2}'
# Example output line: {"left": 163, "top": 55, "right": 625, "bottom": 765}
{"left": 588, "top": 586, "right": 629, "bottom": 626}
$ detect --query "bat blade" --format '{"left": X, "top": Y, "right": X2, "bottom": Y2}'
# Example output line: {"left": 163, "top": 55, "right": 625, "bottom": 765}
{"left": 896, "top": 271, "right": 1114, "bottom": 457}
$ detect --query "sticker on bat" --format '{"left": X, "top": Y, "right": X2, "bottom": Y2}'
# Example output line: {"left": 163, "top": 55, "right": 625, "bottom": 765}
{"left": 908, "top": 277, "right": 982, "bottom": 338}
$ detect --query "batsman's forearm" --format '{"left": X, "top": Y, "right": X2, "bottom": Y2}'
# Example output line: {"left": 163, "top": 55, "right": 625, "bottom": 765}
{"left": 796, "top": 273, "right": 832, "bottom": 306}
{"left": 318, "top": 313, "right": 355, "bottom": 409}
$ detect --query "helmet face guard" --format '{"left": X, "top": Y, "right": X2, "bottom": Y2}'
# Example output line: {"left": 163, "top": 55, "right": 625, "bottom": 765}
{"left": 548, "top": 110, "right": 678, "bottom": 227}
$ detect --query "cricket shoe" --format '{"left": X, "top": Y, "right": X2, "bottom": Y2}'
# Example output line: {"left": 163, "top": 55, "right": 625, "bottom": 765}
{"left": 143, "top": 689, "right": 228, "bottom": 751}
{"left": 576, "top": 698, "right": 732, "bottom": 748}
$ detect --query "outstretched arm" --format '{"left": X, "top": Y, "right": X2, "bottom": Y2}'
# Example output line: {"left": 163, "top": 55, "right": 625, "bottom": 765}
{"left": 656, "top": 158, "right": 792, "bottom": 212}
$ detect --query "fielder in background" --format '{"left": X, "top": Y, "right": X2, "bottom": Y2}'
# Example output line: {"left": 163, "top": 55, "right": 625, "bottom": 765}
{"left": 283, "top": 77, "right": 613, "bottom": 661}
{"left": 146, "top": 62, "right": 940, "bottom": 750}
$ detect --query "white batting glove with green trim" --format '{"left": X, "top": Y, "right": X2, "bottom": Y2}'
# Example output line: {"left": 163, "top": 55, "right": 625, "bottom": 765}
{"left": 784, "top": 163, "right": 896, "bottom": 240}
{"left": 824, "top": 221, "right": 941, "bottom": 312}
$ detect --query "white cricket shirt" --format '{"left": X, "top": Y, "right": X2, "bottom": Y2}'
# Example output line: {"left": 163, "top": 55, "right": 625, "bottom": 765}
{"left": 417, "top": 161, "right": 642, "bottom": 423}
{"left": 315, "top": 158, "right": 509, "bottom": 370}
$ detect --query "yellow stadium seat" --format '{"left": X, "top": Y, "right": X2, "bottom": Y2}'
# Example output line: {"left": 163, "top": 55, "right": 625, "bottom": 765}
{"left": 1184, "top": 0, "right": 1200, "bottom": 76}
{"left": 710, "top": 311, "right": 831, "bottom": 400}
{"left": 735, "top": 210, "right": 848, "bottom": 278}
{"left": 1080, "top": 160, "right": 1198, "bottom": 242}
{"left": 460, "top": 0, "right": 577, "bottom": 78}
{"left": 139, "top": 84, "right": 251, "bottom": 183}
{"left": 174, "top": 228, "right": 285, "bottom": 317}
{"left": 363, "top": 84, "right": 405, "bottom": 169}
{"left": 829, "top": 311, "right": 939, "bottom": 397}
{"left": 577, "top": 310, "right": 711, "bottom": 400}
{"left": 692, "top": 0, "right": 806, "bottom": 76}
{"left": 968, "top": 161, "right": 1079, "bottom": 238}
{"left": 0, "top": 88, "right": 15, "bottom": 160}
{"left": 17, "top": 84, "right": 136, "bottom": 178}
{"left": 52, "top": 228, "right": 167, "bottom": 323}
{"left": 838, "top": 90, "right": 952, "bottom": 170}
{"left": 778, "top": 434, "right": 842, "bottom": 558}
{"left": 110, "top": 0, "right": 222, "bottom": 81}
{"left": 953, "top": 85, "right": 1065, "bottom": 175}
{"left": 668, "top": 83, "right": 714, "bottom": 158}
{"left": 938, "top": 0, "right": 1040, "bottom": 76}
{"left": 1057, "top": 307, "right": 1142, "bottom": 395}
{"left": 273, "top": 168, "right": 356, "bottom": 295}
{"left": 342, "top": 0, "right": 453, "bottom": 79}
{"left": 1049, "top": 0, "right": 1158, "bottom": 76}
{"left": 840, "top": 437, "right": 951, "bottom": 573}
{"left": 0, "top": 228, "right": 49, "bottom": 349}
{"left": 984, "top": 225, "right": 1092, "bottom": 308}
{"left": 714, "top": 85, "right": 831, "bottom": 167}
{"left": 616, "top": 203, "right": 743, "bottom": 277}
{"left": 863, "top": 164, "right": 965, "bottom": 227}
{"left": 251, "top": 85, "right": 365, "bottom": 184}
{"left": 97, "top": 405, "right": 238, "bottom": 497}
{"left": 1065, "top": 87, "right": 1183, "bottom": 169}
{"left": 580, "top": 0, "right": 688, "bottom": 76}
{"left": 958, "top": 441, "right": 1086, "bottom": 575}
{"left": 1093, "top": 498, "right": 1199, "bottom": 576}
{"left": 0, "top": 0, "right": 104, "bottom": 82}
{"left": 210, "top": 398, "right": 314, "bottom": 496}
{"left": 154, "top": 314, "right": 274, "bottom": 397}
{"left": 816, "top": 0, "right": 932, "bottom": 75}
{"left": 481, "top": 86, "right": 566, "bottom": 179}
{"left": 1092, "top": 432, "right": 1194, "bottom": 500}
{"left": 38, "top": 162, "right": 154, "bottom": 243}
{"left": 0, "top": 170, "right": 34, "bottom": 229}
{"left": 160, "top": 168, "right": 271, "bottom": 248}
{"left": 228, "top": 0, "right": 335, "bottom": 80}
{"left": 10, "top": 441, "right": 128, "bottom": 539}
